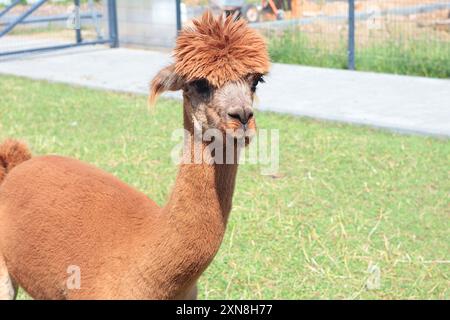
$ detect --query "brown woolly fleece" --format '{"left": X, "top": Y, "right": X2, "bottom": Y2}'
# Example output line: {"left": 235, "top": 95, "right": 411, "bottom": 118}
{"left": 174, "top": 11, "right": 270, "bottom": 87}
{"left": 0, "top": 140, "right": 32, "bottom": 184}
{"left": 0, "top": 12, "right": 269, "bottom": 300}
{"left": 0, "top": 146, "right": 230, "bottom": 299}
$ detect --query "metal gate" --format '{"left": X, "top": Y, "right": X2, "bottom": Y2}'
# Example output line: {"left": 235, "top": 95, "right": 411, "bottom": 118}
{"left": 0, "top": 0, "right": 118, "bottom": 57}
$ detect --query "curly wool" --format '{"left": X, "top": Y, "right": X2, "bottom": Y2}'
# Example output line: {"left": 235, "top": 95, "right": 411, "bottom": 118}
{"left": 0, "top": 139, "right": 32, "bottom": 184}
{"left": 174, "top": 11, "right": 270, "bottom": 87}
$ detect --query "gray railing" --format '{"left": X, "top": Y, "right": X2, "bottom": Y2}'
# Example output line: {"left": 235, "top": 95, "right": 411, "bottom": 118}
{"left": 0, "top": 0, "right": 119, "bottom": 57}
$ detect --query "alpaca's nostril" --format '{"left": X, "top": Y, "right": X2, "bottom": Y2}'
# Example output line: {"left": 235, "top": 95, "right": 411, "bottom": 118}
{"left": 228, "top": 108, "right": 255, "bottom": 125}
{"left": 228, "top": 111, "right": 253, "bottom": 125}
{"left": 228, "top": 112, "right": 242, "bottom": 123}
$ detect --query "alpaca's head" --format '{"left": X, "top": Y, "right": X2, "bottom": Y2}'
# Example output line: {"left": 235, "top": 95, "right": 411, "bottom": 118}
{"left": 150, "top": 11, "right": 270, "bottom": 138}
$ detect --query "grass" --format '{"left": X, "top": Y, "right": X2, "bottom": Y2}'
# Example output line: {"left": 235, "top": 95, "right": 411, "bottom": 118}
{"left": 268, "top": 31, "right": 348, "bottom": 69}
{"left": 1, "top": 75, "right": 449, "bottom": 299}
{"left": 268, "top": 30, "right": 450, "bottom": 78}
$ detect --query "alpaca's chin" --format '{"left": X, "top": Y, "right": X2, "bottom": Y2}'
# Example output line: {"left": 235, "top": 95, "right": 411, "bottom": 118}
{"left": 244, "top": 135, "right": 254, "bottom": 146}
{"left": 222, "top": 131, "right": 256, "bottom": 148}
{"left": 228, "top": 128, "right": 257, "bottom": 142}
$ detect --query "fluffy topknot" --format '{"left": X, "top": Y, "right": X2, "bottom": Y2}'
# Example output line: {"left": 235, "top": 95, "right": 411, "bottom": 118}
{"left": 174, "top": 11, "right": 270, "bottom": 87}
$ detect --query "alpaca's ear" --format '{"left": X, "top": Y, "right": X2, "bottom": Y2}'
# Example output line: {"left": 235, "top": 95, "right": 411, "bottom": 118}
{"left": 149, "top": 64, "right": 184, "bottom": 107}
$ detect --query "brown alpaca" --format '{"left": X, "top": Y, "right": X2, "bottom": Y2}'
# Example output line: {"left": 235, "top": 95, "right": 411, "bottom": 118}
{"left": 0, "top": 12, "right": 270, "bottom": 300}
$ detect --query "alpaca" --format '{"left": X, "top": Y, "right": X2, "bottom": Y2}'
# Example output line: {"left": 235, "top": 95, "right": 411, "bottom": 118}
{"left": 0, "top": 12, "right": 270, "bottom": 300}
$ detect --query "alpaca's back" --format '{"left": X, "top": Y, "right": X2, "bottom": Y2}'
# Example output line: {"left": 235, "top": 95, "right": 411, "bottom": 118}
{"left": 0, "top": 155, "right": 162, "bottom": 299}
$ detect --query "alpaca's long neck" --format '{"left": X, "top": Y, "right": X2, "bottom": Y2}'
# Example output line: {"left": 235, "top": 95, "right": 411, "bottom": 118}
{"left": 166, "top": 149, "right": 238, "bottom": 235}
{"left": 154, "top": 107, "right": 239, "bottom": 297}
{"left": 164, "top": 128, "right": 238, "bottom": 248}
{"left": 165, "top": 105, "right": 239, "bottom": 228}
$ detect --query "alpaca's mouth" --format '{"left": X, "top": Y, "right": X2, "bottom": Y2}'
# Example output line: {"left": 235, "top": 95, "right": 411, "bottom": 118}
{"left": 224, "top": 118, "right": 256, "bottom": 134}
{"left": 223, "top": 122, "right": 257, "bottom": 146}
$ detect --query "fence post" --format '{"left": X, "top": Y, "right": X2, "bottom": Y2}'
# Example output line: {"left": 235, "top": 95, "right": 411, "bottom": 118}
{"left": 108, "top": 0, "right": 119, "bottom": 48}
{"left": 74, "top": 0, "right": 82, "bottom": 44}
{"left": 348, "top": 0, "right": 355, "bottom": 70}
{"left": 175, "top": 0, "right": 182, "bottom": 32}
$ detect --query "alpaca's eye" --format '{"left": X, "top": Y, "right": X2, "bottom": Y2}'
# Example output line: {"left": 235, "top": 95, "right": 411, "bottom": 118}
{"left": 251, "top": 75, "right": 265, "bottom": 92}
{"left": 192, "top": 79, "right": 211, "bottom": 95}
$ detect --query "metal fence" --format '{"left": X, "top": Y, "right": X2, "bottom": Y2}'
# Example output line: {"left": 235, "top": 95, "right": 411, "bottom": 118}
{"left": 2, "top": 0, "right": 448, "bottom": 76}
{"left": 179, "top": 0, "right": 450, "bottom": 77}
{"left": 0, "top": 0, "right": 118, "bottom": 57}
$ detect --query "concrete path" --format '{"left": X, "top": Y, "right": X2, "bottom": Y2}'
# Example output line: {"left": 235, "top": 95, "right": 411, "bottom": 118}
{"left": 1, "top": 47, "right": 449, "bottom": 137}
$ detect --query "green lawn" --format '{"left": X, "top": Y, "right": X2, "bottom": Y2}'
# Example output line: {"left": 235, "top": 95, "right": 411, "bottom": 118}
{"left": 1, "top": 75, "right": 449, "bottom": 299}
{"left": 268, "top": 31, "right": 450, "bottom": 79}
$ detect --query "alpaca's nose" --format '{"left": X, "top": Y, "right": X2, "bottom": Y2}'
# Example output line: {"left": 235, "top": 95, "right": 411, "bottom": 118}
{"left": 228, "top": 109, "right": 254, "bottom": 125}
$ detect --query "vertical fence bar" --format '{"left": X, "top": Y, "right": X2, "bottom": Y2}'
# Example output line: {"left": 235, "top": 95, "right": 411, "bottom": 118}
{"left": 74, "top": 0, "right": 82, "bottom": 43}
{"left": 108, "top": 0, "right": 119, "bottom": 48}
{"left": 175, "top": 0, "right": 182, "bottom": 32}
{"left": 348, "top": 0, "right": 355, "bottom": 70}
